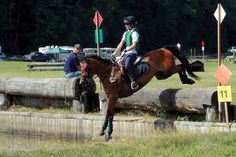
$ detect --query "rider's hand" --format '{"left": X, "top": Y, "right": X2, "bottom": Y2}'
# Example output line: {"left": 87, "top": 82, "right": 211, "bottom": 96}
{"left": 110, "top": 54, "right": 116, "bottom": 64}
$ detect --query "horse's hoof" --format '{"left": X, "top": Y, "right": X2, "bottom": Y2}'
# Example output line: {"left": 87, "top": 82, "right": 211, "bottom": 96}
{"left": 99, "top": 131, "right": 105, "bottom": 136}
{"left": 186, "top": 79, "right": 195, "bottom": 84}
{"left": 183, "top": 79, "right": 195, "bottom": 84}
{"left": 106, "top": 135, "right": 112, "bottom": 142}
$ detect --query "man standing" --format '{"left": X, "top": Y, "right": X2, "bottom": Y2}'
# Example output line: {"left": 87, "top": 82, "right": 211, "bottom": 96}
{"left": 64, "top": 44, "right": 82, "bottom": 78}
{"left": 111, "top": 16, "right": 140, "bottom": 90}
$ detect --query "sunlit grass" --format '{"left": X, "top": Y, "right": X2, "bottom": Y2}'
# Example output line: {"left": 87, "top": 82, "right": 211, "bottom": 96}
{"left": 1, "top": 131, "right": 236, "bottom": 157}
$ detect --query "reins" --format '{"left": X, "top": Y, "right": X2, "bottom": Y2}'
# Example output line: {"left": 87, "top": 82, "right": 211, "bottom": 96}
{"left": 91, "top": 64, "right": 112, "bottom": 81}
{"left": 84, "top": 57, "right": 113, "bottom": 82}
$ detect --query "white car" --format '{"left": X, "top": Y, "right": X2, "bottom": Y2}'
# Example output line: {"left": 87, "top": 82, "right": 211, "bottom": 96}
{"left": 0, "top": 52, "right": 6, "bottom": 60}
{"left": 227, "top": 46, "right": 236, "bottom": 53}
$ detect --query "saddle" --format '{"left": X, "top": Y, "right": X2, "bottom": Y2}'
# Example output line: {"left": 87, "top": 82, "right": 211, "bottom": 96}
{"left": 114, "top": 56, "right": 149, "bottom": 81}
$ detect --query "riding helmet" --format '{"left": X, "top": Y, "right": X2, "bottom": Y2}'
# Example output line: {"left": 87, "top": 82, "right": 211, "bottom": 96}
{"left": 123, "top": 16, "right": 137, "bottom": 25}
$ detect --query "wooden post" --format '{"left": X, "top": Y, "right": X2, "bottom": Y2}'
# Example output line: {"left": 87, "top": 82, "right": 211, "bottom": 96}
{"left": 95, "top": 14, "right": 100, "bottom": 56}
{"left": 224, "top": 102, "right": 229, "bottom": 127}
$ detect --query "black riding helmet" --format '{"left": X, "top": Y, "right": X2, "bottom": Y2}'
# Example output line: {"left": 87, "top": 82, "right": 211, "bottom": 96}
{"left": 123, "top": 16, "right": 137, "bottom": 25}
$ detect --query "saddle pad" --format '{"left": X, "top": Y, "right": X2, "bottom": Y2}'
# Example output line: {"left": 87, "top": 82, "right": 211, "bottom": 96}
{"left": 136, "top": 61, "right": 149, "bottom": 78}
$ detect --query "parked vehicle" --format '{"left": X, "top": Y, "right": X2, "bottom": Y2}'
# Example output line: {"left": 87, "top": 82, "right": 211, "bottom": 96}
{"left": 227, "top": 46, "right": 236, "bottom": 53}
{"left": 23, "top": 52, "right": 50, "bottom": 62}
{"left": 0, "top": 52, "right": 6, "bottom": 60}
{"left": 8, "top": 55, "right": 24, "bottom": 61}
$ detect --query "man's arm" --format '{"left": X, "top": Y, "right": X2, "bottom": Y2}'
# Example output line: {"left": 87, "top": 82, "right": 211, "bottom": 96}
{"left": 73, "top": 58, "right": 81, "bottom": 71}
{"left": 76, "top": 65, "right": 81, "bottom": 71}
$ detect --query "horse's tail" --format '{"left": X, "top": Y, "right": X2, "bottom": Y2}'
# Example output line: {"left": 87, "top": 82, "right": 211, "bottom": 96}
{"left": 164, "top": 45, "right": 200, "bottom": 80}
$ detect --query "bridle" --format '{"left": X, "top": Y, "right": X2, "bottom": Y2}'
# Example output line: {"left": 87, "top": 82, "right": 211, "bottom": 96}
{"left": 81, "top": 57, "right": 113, "bottom": 83}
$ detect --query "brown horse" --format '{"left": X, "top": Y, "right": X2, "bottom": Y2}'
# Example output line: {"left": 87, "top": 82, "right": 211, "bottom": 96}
{"left": 79, "top": 45, "right": 199, "bottom": 140}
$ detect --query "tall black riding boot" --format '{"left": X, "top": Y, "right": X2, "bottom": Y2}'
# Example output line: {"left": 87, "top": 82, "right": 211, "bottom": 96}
{"left": 127, "top": 74, "right": 139, "bottom": 90}
{"left": 126, "top": 66, "right": 139, "bottom": 90}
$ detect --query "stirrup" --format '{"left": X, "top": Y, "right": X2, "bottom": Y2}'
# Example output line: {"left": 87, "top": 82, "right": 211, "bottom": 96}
{"left": 109, "top": 77, "right": 116, "bottom": 83}
{"left": 131, "top": 81, "right": 139, "bottom": 90}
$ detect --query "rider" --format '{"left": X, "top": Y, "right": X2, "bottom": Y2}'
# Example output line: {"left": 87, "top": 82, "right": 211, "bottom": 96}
{"left": 110, "top": 15, "right": 140, "bottom": 90}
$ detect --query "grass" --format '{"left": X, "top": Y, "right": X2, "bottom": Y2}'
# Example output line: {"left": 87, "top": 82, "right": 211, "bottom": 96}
{"left": 0, "top": 61, "right": 62, "bottom": 78}
{"left": 1, "top": 131, "right": 236, "bottom": 157}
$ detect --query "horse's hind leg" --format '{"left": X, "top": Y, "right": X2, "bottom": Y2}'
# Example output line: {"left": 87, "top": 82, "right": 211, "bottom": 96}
{"left": 155, "top": 71, "right": 172, "bottom": 80}
{"left": 177, "top": 65, "right": 195, "bottom": 84}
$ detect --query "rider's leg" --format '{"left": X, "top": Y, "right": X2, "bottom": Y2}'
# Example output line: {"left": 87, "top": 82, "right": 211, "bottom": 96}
{"left": 125, "top": 54, "right": 139, "bottom": 90}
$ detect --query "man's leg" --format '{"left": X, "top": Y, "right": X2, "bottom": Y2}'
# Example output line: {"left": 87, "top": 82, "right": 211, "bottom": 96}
{"left": 64, "top": 71, "right": 81, "bottom": 78}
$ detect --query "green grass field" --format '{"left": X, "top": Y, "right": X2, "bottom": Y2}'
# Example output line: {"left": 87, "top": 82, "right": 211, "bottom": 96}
{"left": 1, "top": 132, "right": 236, "bottom": 157}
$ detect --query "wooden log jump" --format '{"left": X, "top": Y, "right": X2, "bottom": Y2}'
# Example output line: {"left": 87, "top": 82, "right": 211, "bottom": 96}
{"left": 27, "top": 62, "right": 65, "bottom": 71}
{"left": 0, "top": 77, "right": 98, "bottom": 112}
{"left": 99, "top": 87, "right": 218, "bottom": 114}
{"left": 0, "top": 77, "right": 81, "bottom": 99}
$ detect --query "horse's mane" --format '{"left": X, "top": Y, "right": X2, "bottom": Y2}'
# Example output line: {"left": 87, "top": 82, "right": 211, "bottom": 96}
{"left": 84, "top": 55, "right": 111, "bottom": 64}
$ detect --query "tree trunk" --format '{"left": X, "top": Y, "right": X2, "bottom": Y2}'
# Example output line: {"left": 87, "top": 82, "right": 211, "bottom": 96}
{"left": 99, "top": 88, "right": 218, "bottom": 114}
{"left": 0, "top": 77, "right": 82, "bottom": 99}
{"left": 13, "top": 95, "right": 73, "bottom": 109}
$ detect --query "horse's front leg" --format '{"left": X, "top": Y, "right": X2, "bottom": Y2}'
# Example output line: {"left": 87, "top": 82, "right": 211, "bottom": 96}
{"left": 99, "top": 113, "right": 109, "bottom": 136}
{"left": 107, "top": 113, "right": 114, "bottom": 140}
{"left": 99, "top": 95, "right": 117, "bottom": 140}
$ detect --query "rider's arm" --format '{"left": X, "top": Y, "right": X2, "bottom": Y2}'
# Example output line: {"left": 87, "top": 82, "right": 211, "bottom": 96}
{"left": 113, "top": 40, "right": 125, "bottom": 56}
{"left": 113, "top": 32, "right": 127, "bottom": 56}
{"left": 126, "top": 41, "right": 137, "bottom": 52}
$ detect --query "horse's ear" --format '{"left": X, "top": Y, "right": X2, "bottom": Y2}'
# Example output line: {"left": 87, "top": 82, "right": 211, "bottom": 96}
{"left": 78, "top": 52, "right": 86, "bottom": 63}
{"left": 80, "top": 57, "right": 86, "bottom": 63}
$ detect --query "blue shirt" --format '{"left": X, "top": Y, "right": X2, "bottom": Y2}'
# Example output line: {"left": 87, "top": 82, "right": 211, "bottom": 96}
{"left": 64, "top": 52, "right": 80, "bottom": 73}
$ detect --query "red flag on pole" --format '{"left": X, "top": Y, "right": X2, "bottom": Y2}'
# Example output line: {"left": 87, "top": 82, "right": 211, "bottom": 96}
{"left": 93, "top": 11, "right": 103, "bottom": 28}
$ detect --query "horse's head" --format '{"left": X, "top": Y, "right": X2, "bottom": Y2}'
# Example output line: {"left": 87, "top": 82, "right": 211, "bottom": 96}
{"left": 80, "top": 56, "right": 113, "bottom": 88}
{"left": 79, "top": 57, "right": 94, "bottom": 86}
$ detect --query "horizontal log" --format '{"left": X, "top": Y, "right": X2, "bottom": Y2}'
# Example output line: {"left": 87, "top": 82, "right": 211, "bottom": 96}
{"left": 99, "top": 87, "right": 218, "bottom": 114}
{"left": 28, "top": 67, "right": 64, "bottom": 71}
{"left": 0, "top": 93, "right": 98, "bottom": 113}
{"left": 0, "top": 77, "right": 82, "bottom": 99}
{"left": 27, "top": 62, "right": 65, "bottom": 71}
{"left": 27, "top": 62, "right": 65, "bottom": 67}
{"left": 13, "top": 95, "right": 73, "bottom": 108}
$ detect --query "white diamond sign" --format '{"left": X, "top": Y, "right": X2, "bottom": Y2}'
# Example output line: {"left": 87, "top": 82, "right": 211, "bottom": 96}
{"left": 214, "top": 4, "right": 226, "bottom": 23}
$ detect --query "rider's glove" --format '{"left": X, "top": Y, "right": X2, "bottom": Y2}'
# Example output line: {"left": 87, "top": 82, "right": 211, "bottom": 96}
{"left": 110, "top": 54, "right": 116, "bottom": 64}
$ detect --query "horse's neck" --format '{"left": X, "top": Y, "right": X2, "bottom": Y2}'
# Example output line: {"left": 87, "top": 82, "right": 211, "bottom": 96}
{"left": 93, "top": 61, "right": 110, "bottom": 86}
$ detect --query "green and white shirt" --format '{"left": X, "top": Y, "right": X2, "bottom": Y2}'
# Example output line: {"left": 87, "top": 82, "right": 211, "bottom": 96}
{"left": 121, "top": 28, "right": 139, "bottom": 54}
